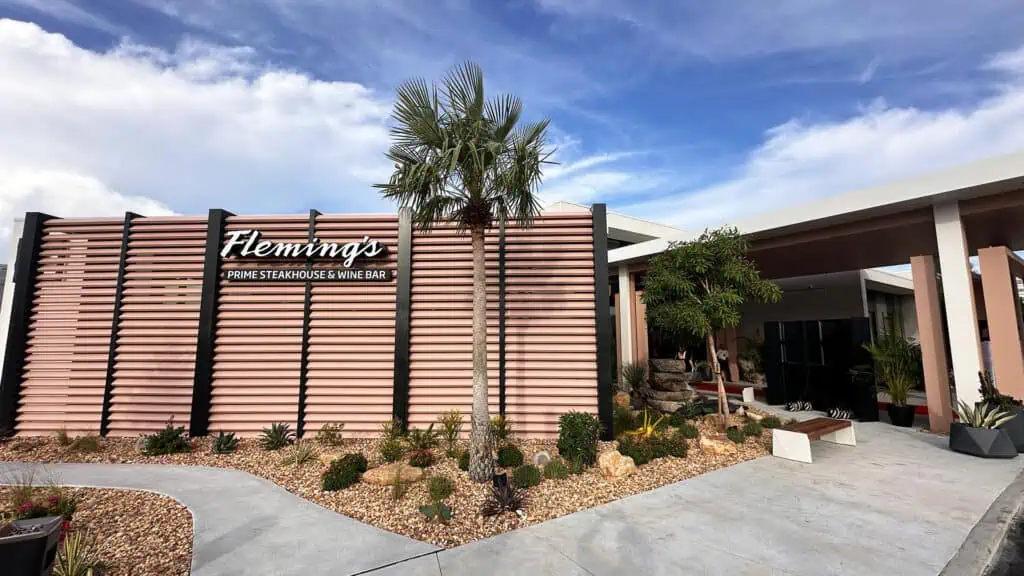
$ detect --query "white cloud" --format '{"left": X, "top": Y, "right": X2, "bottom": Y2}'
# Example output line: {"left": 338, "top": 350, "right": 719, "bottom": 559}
{"left": 622, "top": 45, "right": 1024, "bottom": 228}
{"left": 0, "top": 18, "right": 396, "bottom": 254}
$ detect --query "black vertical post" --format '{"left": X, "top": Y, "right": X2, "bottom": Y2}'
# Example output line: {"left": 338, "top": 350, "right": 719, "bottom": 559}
{"left": 498, "top": 220, "right": 507, "bottom": 416}
{"left": 0, "top": 213, "right": 53, "bottom": 433}
{"left": 296, "top": 209, "right": 319, "bottom": 438}
{"left": 100, "top": 212, "right": 138, "bottom": 436}
{"left": 592, "top": 204, "right": 614, "bottom": 440}
{"left": 189, "top": 209, "right": 232, "bottom": 437}
{"left": 392, "top": 209, "right": 413, "bottom": 429}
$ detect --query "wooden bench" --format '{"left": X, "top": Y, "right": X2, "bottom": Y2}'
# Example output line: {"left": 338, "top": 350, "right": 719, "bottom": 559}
{"left": 772, "top": 417, "right": 855, "bottom": 463}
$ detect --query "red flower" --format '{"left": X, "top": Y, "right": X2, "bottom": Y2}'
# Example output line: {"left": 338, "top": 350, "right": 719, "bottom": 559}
{"left": 17, "top": 502, "right": 33, "bottom": 513}
{"left": 47, "top": 496, "right": 60, "bottom": 505}
{"left": 59, "top": 520, "right": 72, "bottom": 543}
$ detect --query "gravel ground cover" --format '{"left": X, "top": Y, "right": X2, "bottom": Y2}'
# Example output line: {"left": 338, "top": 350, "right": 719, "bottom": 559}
{"left": 1, "top": 413, "right": 769, "bottom": 549}
{"left": 0, "top": 485, "right": 193, "bottom": 575}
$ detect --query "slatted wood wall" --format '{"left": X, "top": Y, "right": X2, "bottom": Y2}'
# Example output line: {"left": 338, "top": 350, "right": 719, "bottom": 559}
{"left": 17, "top": 218, "right": 124, "bottom": 434}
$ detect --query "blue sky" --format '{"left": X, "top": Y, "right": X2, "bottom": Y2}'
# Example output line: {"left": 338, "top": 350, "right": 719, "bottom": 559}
{"left": 1, "top": 0, "right": 1024, "bottom": 241}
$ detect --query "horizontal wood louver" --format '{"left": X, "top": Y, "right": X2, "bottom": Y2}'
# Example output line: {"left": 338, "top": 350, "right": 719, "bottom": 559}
{"left": 107, "top": 217, "right": 206, "bottom": 435}
{"left": 18, "top": 218, "right": 124, "bottom": 434}
{"left": 304, "top": 215, "right": 399, "bottom": 437}
{"left": 210, "top": 216, "right": 306, "bottom": 435}
{"left": 408, "top": 214, "right": 598, "bottom": 437}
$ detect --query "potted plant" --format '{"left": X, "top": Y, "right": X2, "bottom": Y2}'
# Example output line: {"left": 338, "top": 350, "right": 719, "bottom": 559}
{"left": 863, "top": 327, "right": 921, "bottom": 427}
{"left": 977, "top": 370, "right": 1024, "bottom": 452}
{"left": 950, "top": 400, "right": 1018, "bottom": 458}
{"left": 0, "top": 515, "right": 63, "bottom": 576}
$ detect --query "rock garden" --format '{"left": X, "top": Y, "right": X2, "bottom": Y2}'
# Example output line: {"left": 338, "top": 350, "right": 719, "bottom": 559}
{"left": 0, "top": 397, "right": 781, "bottom": 550}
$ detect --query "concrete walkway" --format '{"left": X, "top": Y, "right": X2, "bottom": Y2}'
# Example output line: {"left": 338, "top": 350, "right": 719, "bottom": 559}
{"left": 4, "top": 422, "right": 1022, "bottom": 575}
{"left": 0, "top": 462, "right": 437, "bottom": 576}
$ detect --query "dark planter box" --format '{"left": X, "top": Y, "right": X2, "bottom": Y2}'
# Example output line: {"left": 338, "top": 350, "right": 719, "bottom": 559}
{"left": 995, "top": 407, "right": 1024, "bottom": 453}
{"left": 851, "top": 374, "right": 879, "bottom": 422}
{"left": 887, "top": 404, "right": 916, "bottom": 427}
{"left": 0, "top": 515, "right": 62, "bottom": 576}
{"left": 950, "top": 423, "right": 1018, "bottom": 459}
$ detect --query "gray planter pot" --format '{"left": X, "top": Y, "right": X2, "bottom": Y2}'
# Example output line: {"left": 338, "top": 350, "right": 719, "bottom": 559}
{"left": 995, "top": 407, "right": 1024, "bottom": 453}
{"left": 949, "top": 423, "right": 1018, "bottom": 459}
{"left": 0, "top": 515, "right": 62, "bottom": 576}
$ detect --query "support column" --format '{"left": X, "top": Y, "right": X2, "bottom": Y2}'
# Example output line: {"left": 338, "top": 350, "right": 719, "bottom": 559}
{"left": 592, "top": 204, "right": 614, "bottom": 441}
{"left": 725, "top": 327, "right": 740, "bottom": 383}
{"left": 978, "top": 246, "right": 1024, "bottom": 400}
{"left": 934, "top": 202, "right": 983, "bottom": 406}
{"left": 391, "top": 209, "right": 413, "bottom": 429}
{"left": 911, "top": 255, "right": 952, "bottom": 433}
{"left": 617, "top": 265, "right": 633, "bottom": 375}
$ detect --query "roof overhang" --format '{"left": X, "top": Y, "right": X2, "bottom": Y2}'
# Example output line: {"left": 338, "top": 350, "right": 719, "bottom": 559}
{"left": 544, "top": 200, "right": 685, "bottom": 243}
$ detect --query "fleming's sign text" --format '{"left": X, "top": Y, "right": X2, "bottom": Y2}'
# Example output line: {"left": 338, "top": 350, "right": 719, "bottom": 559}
{"left": 224, "top": 267, "right": 392, "bottom": 282}
{"left": 221, "top": 229, "right": 391, "bottom": 282}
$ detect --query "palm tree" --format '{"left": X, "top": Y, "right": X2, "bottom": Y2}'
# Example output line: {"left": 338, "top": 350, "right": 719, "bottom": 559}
{"left": 375, "top": 62, "right": 553, "bottom": 482}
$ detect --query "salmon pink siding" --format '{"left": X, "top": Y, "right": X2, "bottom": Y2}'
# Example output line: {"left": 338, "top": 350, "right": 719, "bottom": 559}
{"left": 7, "top": 210, "right": 605, "bottom": 439}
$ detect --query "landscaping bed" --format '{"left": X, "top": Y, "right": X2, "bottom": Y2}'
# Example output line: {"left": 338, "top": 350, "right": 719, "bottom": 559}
{"left": 0, "top": 483, "right": 192, "bottom": 575}
{"left": 1, "top": 410, "right": 771, "bottom": 549}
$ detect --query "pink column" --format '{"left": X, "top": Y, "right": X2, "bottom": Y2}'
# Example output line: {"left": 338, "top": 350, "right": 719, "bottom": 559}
{"left": 978, "top": 247, "right": 1024, "bottom": 400}
{"left": 911, "top": 255, "right": 953, "bottom": 433}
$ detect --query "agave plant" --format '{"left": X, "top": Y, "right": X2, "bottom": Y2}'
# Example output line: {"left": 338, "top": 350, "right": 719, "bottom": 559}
{"left": 260, "top": 422, "right": 295, "bottom": 451}
{"left": 624, "top": 409, "right": 665, "bottom": 441}
{"left": 620, "top": 362, "right": 647, "bottom": 389}
{"left": 53, "top": 530, "right": 99, "bottom": 576}
{"left": 480, "top": 483, "right": 527, "bottom": 517}
{"left": 406, "top": 424, "right": 439, "bottom": 451}
{"left": 955, "top": 399, "right": 1016, "bottom": 429}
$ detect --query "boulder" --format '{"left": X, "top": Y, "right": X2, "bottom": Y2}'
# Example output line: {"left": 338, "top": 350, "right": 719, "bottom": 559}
{"left": 650, "top": 358, "right": 687, "bottom": 374}
{"left": 643, "top": 398, "right": 685, "bottom": 413}
{"left": 614, "top": 392, "right": 631, "bottom": 408}
{"left": 745, "top": 411, "right": 764, "bottom": 422}
{"left": 135, "top": 436, "right": 147, "bottom": 455}
{"left": 650, "top": 372, "right": 696, "bottom": 392}
{"left": 598, "top": 450, "right": 637, "bottom": 479}
{"left": 319, "top": 453, "right": 343, "bottom": 467}
{"left": 361, "top": 462, "right": 425, "bottom": 485}
{"left": 700, "top": 435, "right": 738, "bottom": 456}
{"left": 532, "top": 450, "right": 552, "bottom": 467}
{"left": 640, "top": 388, "right": 694, "bottom": 403}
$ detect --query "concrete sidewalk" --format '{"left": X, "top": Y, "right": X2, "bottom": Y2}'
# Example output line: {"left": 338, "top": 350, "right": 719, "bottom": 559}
{"left": 0, "top": 462, "right": 436, "bottom": 576}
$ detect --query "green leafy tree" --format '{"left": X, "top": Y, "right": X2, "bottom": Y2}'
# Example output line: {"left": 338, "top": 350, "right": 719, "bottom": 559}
{"left": 642, "top": 227, "right": 781, "bottom": 428}
{"left": 375, "top": 62, "right": 553, "bottom": 482}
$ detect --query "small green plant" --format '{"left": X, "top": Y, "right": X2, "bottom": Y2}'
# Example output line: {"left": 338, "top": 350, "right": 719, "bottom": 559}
{"left": 322, "top": 457, "right": 363, "bottom": 491}
{"left": 47, "top": 489, "right": 79, "bottom": 521}
{"left": 567, "top": 456, "right": 588, "bottom": 475}
{"left": 379, "top": 437, "right": 406, "bottom": 463}
{"left": 677, "top": 422, "right": 699, "bottom": 439}
{"left": 260, "top": 422, "right": 296, "bottom": 451}
{"left": 380, "top": 417, "right": 405, "bottom": 441}
{"left": 617, "top": 434, "right": 654, "bottom": 466}
{"left": 624, "top": 409, "right": 665, "bottom": 441}
{"left": 457, "top": 450, "right": 469, "bottom": 471}
{"left": 5, "top": 469, "right": 37, "bottom": 509}
{"left": 316, "top": 422, "right": 345, "bottom": 446}
{"left": 667, "top": 410, "right": 687, "bottom": 428}
{"left": 280, "top": 443, "right": 315, "bottom": 467}
{"left": 955, "top": 399, "right": 1016, "bottom": 429}
{"left": 438, "top": 409, "right": 463, "bottom": 457}
{"left": 511, "top": 464, "right": 542, "bottom": 488}
{"left": 480, "top": 484, "right": 527, "bottom": 517}
{"left": 677, "top": 401, "right": 706, "bottom": 421}
{"left": 743, "top": 420, "right": 763, "bottom": 437}
{"left": 496, "top": 444, "right": 524, "bottom": 468}
{"left": 55, "top": 428, "right": 71, "bottom": 447}
{"left": 543, "top": 459, "right": 569, "bottom": 480}
{"left": 53, "top": 529, "right": 100, "bottom": 576}
{"left": 978, "top": 370, "right": 1023, "bottom": 413}
{"left": 760, "top": 415, "right": 783, "bottom": 429}
{"left": 212, "top": 431, "right": 239, "bottom": 454}
{"left": 428, "top": 474, "right": 455, "bottom": 501}
{"left": 650, "top": 432, "right": 688, "bottom": 458}
{"left": 339, "top": 452, "right": 368, "bottom": 473}
{"left": 419, "top": 501, "right": 453, "bottom": 523}
{"left": 390, "top": 472, "right": 409, "bottom": 501}
{"left": 408, "top": 448, "right": 434, "bottom": 468}
{"left": 143, "top": 419, "right": 191, "bottom": 455}
{"left": 621, "top": 361, "right": 647, "bottom": 389}
{"left": 406, "top": 424, "right": 439, "bottom": 451}
{"left": 726, "top": 427, "right": 746, "bottom": 444}
{"left": 68, "top": 435, "right": 100, "bottom": 453}
{"left": 557, "top": 411, "right": 603, "bottom": 466}
{"left": 613, "top": 405, "right": 638, "bottom": 438}
{"left": 490, "top": 415, "right": 513, "bottom": 443}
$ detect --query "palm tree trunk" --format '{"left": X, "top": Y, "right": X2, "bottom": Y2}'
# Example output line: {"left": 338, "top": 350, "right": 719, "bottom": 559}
{"left": 468, "top": 225, "right": 494, "bottom": 482}
{"left": 706, "top": 332, "right": 729, "bottom": 430}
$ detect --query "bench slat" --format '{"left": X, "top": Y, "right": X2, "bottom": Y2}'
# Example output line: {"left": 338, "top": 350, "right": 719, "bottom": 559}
{"left": 782, "top": 417, "right": 851, "bottom": 440}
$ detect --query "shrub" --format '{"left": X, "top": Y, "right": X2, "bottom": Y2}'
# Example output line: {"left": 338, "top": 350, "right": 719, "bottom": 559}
{"left": 280, "top": 443, "right": 315, "bottom": 466}
{"left": 260, "top": 422, "right": 295, "bottom": 451}
{"left": 390, "top": 473, "right": 409, "bottom": 501}
{"left": 428, "top": 474, "right": 455, "bottom": 501}
{"left": 322, "top": 458, "right": 362, "bottom": 491}
{"left": 338, "top": 452, "right": 368, "bottom": 473}
{"left": 490, "top": 415, "right": 513, "bottom": 443}
{"left": 316, "top": 423, "right": 344, "bottom": 446}
{"left": 650, "top": 433, "right": 687, "bottom": 458}
{"left": 617, "top": 434, "right": 654, "bottom": 466}
{"left": 143, "top": 420, "right": 191, "bottom": 456}
{"left": 406, "top": 424, "right": 439, "bottom": 451}
{"left": 567, "top": 456, "right": 588, "bottom": 475}
{"left": 543, "top": 459, "right": 569, "bottom": 480}
{"left": 438, "top": 410, "right": 463, "bottom": 456}
{"left": 379, "top": 418, "right": 404, "bottom": 441}
{"left": 726, "top": 427, "right": 746, "bottom": 444}
{"left": 212, "top": 431, "right": 239, "bottom": 454}
{"left": 677, "top": 400, "right": 706, "bottom": 421}
{"left": 760, "top": 415, "right": 783, "bottom": 429}
{"left": 379, "top": 437, "right": 406, "bottom": 463}
{"left": 480, "top": 484, "right": 526, "bottom": 517}
{"left": 496, "top": 444, "right": 524, "bottom": 468}
{"left": 667, "top": 410, "right": 687, "bottom": 428}
{"left": 677, "top": 422, "right": 699, "bottom": 439}
{"left": 408, "top": 449, "right": 434, "bottom": 468}
{"left": 613, "top": 406, "right": 637, "bottom": 438}
{"left": 621, "top": 361, "right": 647, "bottom": 389}
{"left": 55, "top": 428, "right": 71, "bottom": 447}
{"left": 557, "top": 411, "right": 603, "bottom": 466}
{"left": 511, "top": 464, "right": 542, "bottom": 488}
{"left": 69, "top": 435, "right": 100, "bottom": 453}
{"left": 54, "top": 529, "right": 101, "bottom": 576}
{"left": 45, "top": 489, "right": 79, "bottom": 521}
{"left": 743, "top": 420, "right": 763, "bottom": 437}
{"left": 457, "top": 450, "right": 469, "bottom": 471}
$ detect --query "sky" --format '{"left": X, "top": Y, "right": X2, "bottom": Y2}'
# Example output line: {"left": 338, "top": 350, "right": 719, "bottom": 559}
{"left": 1, "top": 0, "right": 1024, "bottom": 246}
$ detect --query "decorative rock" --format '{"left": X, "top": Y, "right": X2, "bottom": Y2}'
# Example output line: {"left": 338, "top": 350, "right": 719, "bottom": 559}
{"left": 598, "top": 450, "right": 637, "bottom": 479}
{"left": 643, "top": 398, "right": 686, "bottom": 413}
{"left": 650, "top": 358, "right": 687, "bottom": 374}
{"left": 745, "top": 411, "right": 764, "bottom": 422}
{"left": 361, "top": 462, "right": 425, "bottom": 485}
{"left": 734, "top": 406, "right": 745, "bottom": 417}
{"left": 641, "top": 388, "right": 693, "bottom": 403}
{"left": 700, "top": 435, "right": 738, "bottom": 456}
{"left": 650, "top": 372, "right": 696, "bottom": 392}
{"left": 532, "top": 450, "right": 552, "bottom": 467}
{"left": 614, "top": 392, "right": 631, "bottom": 408}
{"left": 319, "top": 453, "right": 343, "bottom": 467}
{"left": 135, "top": 436, "right": 147, "bottom": 455}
